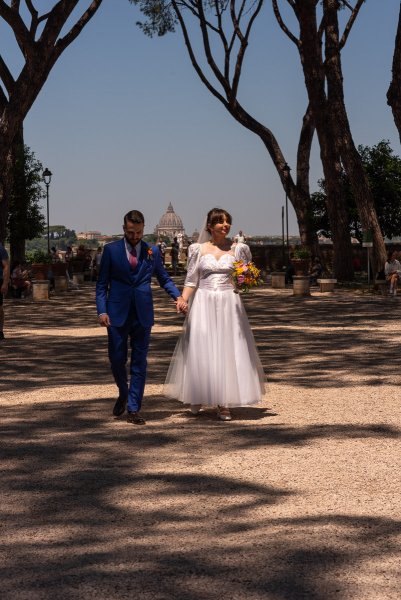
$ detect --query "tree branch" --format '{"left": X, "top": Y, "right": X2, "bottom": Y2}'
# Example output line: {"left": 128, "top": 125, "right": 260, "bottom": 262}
{"left": 52, "top": 1, "right": 103, "bottom": 56}
{"left": 340, "top": 0, "right": 365, "bottom": 49}
{"left": 0, "top": 54, "right": 15, "bottom": 96}
{"left": 0, "top": 1, "right": 34, "bottom": 58}
{"left": 231, "top": 0, "right": 264, "bottom": 99}
{"left": 172, "top": 1, "right": 229, "bottom": 107}
{"left": 272, "top": 0, "right": 300, "bottom": 47}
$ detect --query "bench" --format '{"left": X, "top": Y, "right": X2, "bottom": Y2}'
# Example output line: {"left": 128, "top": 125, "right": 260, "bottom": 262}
{"left": 374, "top": 279, "right": 389, "bottom": 295}
{"left": 317, "top": 278, "right": 337, "bottom": 293}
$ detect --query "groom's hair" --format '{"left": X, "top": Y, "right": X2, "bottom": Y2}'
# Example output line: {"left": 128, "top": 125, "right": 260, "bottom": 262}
{"left": 124, "top": 210, "right": 145, "bottom": 225}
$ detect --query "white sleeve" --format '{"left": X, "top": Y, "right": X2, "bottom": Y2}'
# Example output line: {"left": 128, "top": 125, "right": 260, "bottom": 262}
{"left": 184, "top": 244, "right": 201, "bottom": 288}
{"left": 235, "top": 242, "right": 252, "bottom": 263}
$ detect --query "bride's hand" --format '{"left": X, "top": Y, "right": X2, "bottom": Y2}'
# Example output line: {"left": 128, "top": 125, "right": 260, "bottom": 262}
{"left": 175, "top": 296, "right": 188, "bottom": 314}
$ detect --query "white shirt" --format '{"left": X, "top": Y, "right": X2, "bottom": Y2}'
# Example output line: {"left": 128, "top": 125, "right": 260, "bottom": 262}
{"left": 385, "top": 259, "right": 401, "bottom": 276}
{"left": 124, "top": 239, "right": 141, "bottom": 262}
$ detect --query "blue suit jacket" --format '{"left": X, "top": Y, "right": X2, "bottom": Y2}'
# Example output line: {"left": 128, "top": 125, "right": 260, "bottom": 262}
{"left": 96, "top": 238, "right": 180, "bottom": 328}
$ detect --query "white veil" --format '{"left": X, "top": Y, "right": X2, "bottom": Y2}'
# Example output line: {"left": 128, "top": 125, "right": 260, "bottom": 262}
{"left": 196, "top": 216, "right": 210, "bottom": 244}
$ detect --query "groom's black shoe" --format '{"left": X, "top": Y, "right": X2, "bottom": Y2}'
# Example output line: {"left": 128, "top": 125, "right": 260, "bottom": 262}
{"left": 113, "top": 396, "right": 127, "bottom": 417}
{"left": 127, "top": 411, "right": 146, "bottom": 425}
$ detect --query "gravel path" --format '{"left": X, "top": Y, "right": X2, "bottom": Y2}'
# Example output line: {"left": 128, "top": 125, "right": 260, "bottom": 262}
{"left": 1, "top": 282, "right": 400, "bottom": 600}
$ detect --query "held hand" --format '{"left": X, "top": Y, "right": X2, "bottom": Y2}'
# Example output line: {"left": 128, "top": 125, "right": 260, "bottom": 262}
{"left": 98, "top": 314, "right": 111, "bottom": 327}
{"left": 175, "top": 296, "right": 188, "bottom": 314}
{"left": 0, "top": 281, "right": 8, "bottom": 295}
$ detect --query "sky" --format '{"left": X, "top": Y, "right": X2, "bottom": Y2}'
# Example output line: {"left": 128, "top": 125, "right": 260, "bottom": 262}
{"left": 2, "top": 0, "right": 400, "bottom": 237}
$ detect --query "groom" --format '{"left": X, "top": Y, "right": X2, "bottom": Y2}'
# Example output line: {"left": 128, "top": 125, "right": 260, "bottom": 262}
{"left": 96, "top": 210, "right": 186, "bottom": 425}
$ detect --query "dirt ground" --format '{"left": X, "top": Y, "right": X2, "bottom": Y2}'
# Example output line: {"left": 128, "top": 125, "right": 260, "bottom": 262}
{"left": 1, "top": 281, "right": 400, "bottom": 600}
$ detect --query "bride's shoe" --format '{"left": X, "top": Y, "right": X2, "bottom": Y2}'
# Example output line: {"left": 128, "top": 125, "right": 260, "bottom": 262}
{"left": 190, "top": 404, "right": 201, "bottom": 415}
{"left": 217, "top": 406, "right": 232, "bottom": 421}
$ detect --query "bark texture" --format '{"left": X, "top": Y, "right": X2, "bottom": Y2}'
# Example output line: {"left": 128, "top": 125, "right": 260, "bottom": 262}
{"left": 274, "top": 0, "right": 385, "bottom": 277}
{"left": 387, "top": 1, "right": 401, "bottom": 143}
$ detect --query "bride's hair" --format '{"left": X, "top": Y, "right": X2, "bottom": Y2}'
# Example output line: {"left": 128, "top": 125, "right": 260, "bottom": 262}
{"left": 206, "top": 208, "right": 232, "bottom": 233}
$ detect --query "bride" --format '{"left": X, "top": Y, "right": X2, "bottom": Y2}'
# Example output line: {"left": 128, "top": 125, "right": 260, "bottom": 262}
{"left": 164, "top": 207, "right": 265, "bottom": 421}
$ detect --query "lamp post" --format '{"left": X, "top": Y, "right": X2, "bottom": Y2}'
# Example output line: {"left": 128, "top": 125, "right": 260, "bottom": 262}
{"left": 283, "top": 163, "right": 291, "bottom": 258}
{"left": 42, "top": 168, "right": 52, "bottom": 254}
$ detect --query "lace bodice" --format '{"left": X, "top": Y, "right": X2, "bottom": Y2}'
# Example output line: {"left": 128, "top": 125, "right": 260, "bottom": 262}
{"left": 184, "top": 243, "right": 252, "bottom": 291}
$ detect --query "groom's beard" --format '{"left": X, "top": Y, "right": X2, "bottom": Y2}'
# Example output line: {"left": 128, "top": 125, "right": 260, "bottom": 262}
{"left": 125, "top": 234, "right": 143, "bottom": 246}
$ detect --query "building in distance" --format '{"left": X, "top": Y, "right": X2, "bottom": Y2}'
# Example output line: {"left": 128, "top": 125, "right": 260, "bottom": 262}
{"left": 155, "top": 203, "right": 185, "bottom": 241}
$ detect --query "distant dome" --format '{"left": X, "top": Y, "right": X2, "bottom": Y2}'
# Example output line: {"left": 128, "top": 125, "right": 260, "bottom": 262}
{"left": 155, "top": 203, "right": 185, "bottom": 239}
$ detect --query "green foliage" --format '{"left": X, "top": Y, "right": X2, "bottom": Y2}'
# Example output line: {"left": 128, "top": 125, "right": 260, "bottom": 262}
{"left": 25, "top": 249, "right": 52, "bottom": 264}
{"left": 311, "top": 140, "right": 401, "bottom": 241}
{"left": 7, "top": 144, "right": 46, "bottom": 244}
{"left": 130, "top": 0, "right": 176, "bottom": 37}
{"left": 292, "top": 246, "right": 311, "bottom": 259}
{"left": 143, "top": 233, "right": 158, "bottom": 244}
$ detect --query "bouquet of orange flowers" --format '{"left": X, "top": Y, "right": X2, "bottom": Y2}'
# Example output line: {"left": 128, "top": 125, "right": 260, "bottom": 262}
{"left": 231, "top": 260, "right": 263, "bottom": 293}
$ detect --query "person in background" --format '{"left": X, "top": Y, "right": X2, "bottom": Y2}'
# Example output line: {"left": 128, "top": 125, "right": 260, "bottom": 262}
{"left": 384, "top": 250, "right": 401, "bottom": 296}
{"left": 157, "top": 239, "right": 166, "bottom": 265}
{"left": 234, "top": 230, "right": 246, "bottom": 243}
{"left": 285, "top": 258, "right": 295, "bottom": 285}
{"left": 0, "top": 240, "right": 10, "bottom": 340}
{"left": 171, "top": 236, "right": 180, "bottom": 275}
{"left": 65, "top": 245, "right": 73, "bottom": 282}
{"left": 11, "top": 261, "right": 31, "bottom": 297}
{"left": 309, "top": 256, "right": 323, "bottom": 286}
{"left": 93, "top": 246, "right": 103, "bottom": 280}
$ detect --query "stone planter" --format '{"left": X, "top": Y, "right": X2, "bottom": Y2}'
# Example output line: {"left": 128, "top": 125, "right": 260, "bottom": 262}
{"left": 32, "top": 280, "right": 49, "bottom": 301}
{"left": 293, "top": 275, "right": 311, "bottom": 296}
{"left": 31, "top": 263, "right": 51, "bottom": 281}
{"left": 271, "top": 271, "right": 286, "bottom": 289}
{"left": 317, "top": 278, "right": 337, "bottom": 293}
{"left": 54, "top": 275, "right": 68, "bottom": 292}
{"left": 292, "top": 258, "right": 310, "bottom": 276}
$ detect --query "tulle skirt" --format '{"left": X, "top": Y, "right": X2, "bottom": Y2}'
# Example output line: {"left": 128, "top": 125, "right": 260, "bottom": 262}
{"left": 164, "top": 287, "right": 265, "bottom": 407}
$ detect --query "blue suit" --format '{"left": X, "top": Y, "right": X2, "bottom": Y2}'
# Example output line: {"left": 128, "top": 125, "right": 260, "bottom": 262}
{"left": 96, "top": 238, "right": 180, "bottom": 412}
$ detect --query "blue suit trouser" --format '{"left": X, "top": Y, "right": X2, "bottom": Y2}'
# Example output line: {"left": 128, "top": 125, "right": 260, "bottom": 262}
{"left": 107, "top": 309, "right": 151, "bottom": 413}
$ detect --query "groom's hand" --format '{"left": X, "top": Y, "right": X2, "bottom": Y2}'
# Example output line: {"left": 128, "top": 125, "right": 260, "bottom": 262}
{"left": 98, "top": 314, "right": 111, "bottom": 327}
{"left": 175, "top": 296, "right": 188, "bottom": 314}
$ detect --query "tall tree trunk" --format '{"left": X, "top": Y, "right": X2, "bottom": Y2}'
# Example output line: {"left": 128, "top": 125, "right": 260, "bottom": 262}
{"left": 0, "top": 149, "right": 14, "bottom": 244}
{"left": 387, "top": 1, "right": 401, "bottom": 143}
{"left": 319, "top": 133, "right": 354, "bottom": 280}
{"left": 324, "top": 0, "right": 386, "bottom": 274}
{"left": 296, "top": 1, "right": 354, "bottom": 280}
{"left": 9, "top": 127, "right": 25, "bottom": 263}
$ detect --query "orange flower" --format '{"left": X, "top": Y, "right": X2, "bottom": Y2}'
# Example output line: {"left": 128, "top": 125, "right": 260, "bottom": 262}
{"left": 232, "top": 260, "right": 262, "bottom": 293}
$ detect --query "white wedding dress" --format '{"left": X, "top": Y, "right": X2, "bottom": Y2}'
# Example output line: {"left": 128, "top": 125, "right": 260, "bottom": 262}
{"left": 164, "top": 242, "right": 265, "bottom": 407}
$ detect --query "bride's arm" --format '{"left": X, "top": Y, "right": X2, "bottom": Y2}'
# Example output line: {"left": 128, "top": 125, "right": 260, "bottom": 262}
{"left": 182, "top": 285, "right": 196, "bottom": 303}
{"left": 181, "top": 243, "right": 201, "bottom": 303}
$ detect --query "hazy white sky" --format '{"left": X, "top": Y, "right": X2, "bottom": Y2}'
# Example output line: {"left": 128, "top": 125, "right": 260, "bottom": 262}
{"left": 3, "top": 0, "right": 400, "bottom": 237}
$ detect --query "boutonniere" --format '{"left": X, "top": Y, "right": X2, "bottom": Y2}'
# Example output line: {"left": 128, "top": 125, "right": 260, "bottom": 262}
{"left": 147, "top": 247, "right": 154, "bottom": 261}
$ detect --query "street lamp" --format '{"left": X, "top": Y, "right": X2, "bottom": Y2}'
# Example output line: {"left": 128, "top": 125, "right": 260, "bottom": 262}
{"left": 42, "top": 168, "right": 52, "bottom": 254}
{"left": 283, "top": 163, "right": 291, "bottom": 256}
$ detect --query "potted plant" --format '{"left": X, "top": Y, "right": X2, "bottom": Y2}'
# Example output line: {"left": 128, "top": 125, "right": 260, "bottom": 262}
{"left": 291, "top": 246, "right": 311, "bottom": 276}
{"left": 26, "top": 249, "right": 52, "bottom": 280}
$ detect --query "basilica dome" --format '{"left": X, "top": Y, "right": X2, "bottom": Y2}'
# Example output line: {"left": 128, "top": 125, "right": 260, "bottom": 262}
{"left": 155, "top": 203, "right": 185, "bottom": 239}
